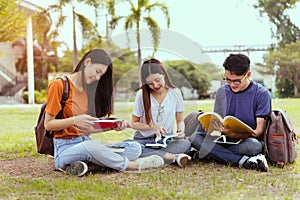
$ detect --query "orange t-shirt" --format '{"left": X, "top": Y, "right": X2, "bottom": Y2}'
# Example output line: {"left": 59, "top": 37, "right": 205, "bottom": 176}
{"left": 45, "top": 78, "right": 88, "bottom": 139}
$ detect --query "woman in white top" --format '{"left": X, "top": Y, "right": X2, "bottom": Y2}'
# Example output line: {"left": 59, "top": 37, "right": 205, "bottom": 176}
{"left": 131, "top": 58, "right": 191, "bottom": 168}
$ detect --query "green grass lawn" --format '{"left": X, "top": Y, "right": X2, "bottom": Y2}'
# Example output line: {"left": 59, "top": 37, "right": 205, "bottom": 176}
{"left": 0, "top": 99, "right": 299, "bottom": 199}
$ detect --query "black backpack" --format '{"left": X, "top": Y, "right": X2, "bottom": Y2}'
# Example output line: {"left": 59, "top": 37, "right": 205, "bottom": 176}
{"left": 34, "top": 76, "right": 70, "bottom": 156}
{"left": 264, "top": 108, "right": 298, "bottom": 167}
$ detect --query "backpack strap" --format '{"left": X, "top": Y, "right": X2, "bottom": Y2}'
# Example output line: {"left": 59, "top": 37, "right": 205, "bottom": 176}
{"left": 60, "top": 76, "right": 70, "bottom": 107}
{"left": 46, "top": 76, "right": 70, "bottom": 137}
{"left": 56, "top": 76, "right": 70, "bottom": 119}
{"left": 263, "top": 112, "right": 273, "bottom": 157}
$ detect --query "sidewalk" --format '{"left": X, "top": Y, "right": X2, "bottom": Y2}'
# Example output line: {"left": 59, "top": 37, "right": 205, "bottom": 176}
{"left": 0, "top": 89, "right": 26, "bottom": 105}
{"left": 0, "top": 103, "right": 41, "bottom": 109}
{"left": 0, "top": 96, "right": 41, "bottom": 109}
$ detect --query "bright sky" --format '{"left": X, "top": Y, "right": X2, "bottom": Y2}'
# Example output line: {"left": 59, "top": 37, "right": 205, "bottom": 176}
{"left": 26, "top": 0, "right": 300, "bottom": 65}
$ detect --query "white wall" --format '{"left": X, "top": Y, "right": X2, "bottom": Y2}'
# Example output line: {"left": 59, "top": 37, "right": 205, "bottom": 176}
{"left": 0, "top": 42, "right": 17, "bottom": 90}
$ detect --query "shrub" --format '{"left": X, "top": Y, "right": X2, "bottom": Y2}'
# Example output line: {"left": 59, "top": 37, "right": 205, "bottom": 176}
{"left": 22, "top": 90, "right": 47, "bottom": 104}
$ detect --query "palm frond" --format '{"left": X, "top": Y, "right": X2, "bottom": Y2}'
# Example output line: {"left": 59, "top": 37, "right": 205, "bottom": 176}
{"left": 124, "top": 15, "right": 135, "bottom": 30}
{"left": 144, "top": 17, "right": 160, "bottom": 51}
{"left": 110, "top": 16, "right": 124, "bottom": 30}
{"left": 75, "top": 13, "right": 98, "bottom": 40}
{"left": 145, "top": 3, "right": 170, "bottom": 28}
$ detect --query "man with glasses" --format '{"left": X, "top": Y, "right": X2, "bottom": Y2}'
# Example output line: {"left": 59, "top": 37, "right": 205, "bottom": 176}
{"left": 190, "top": 54, "right": 271, "bottom": 172}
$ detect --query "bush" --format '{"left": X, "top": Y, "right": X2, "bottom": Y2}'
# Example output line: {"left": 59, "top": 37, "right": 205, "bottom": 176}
{"left": 22, "top": 90, "right": 47, "bottom": 104}
{"left": 34, "top": 78, "right": 48, "bottom": 91}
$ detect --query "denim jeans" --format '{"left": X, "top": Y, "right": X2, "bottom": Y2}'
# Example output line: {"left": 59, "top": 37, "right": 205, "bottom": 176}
{"left": 132, "top": 132, "right": 191, "bottom": 164}
{"left": 53, "top": 135, "right": 141, "bottom": 171}
{"left": 189, "top": 132, "right": 262, "bottom": 166}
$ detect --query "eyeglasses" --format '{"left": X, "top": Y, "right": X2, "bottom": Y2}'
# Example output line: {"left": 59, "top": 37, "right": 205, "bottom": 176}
{"left": 223, "top": 73, "right": 248, "bottom": 85}
{"left": 156, "top": 105, "right": 164, "bottom": 122}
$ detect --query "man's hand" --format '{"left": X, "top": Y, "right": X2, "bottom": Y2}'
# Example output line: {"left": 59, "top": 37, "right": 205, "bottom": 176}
{"left": 221, "top": 125, "right": 251, "bottom": 139}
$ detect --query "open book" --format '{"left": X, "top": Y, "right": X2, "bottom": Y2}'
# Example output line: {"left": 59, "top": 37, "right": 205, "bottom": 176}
{"left": 198, "top": 112, "right": 255, "bottom": 135}
{"left": 92, "top": 117, "right": 130, "bottom": 130}
{"left": 145, "top": 134, "right": 177, "bottom": 148}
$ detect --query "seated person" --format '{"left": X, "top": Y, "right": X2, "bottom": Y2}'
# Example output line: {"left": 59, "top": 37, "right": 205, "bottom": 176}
{"left": 44, "top": 49, "right": 164, "bottom": 176}
{"left": 190, "top": 54, "right": 270, "bottom": 172}
{"left": 130, "top": 58, "right": 191, "bottom": 168}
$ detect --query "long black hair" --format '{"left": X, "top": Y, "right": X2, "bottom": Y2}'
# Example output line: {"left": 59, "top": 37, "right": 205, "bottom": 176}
{"left": 73, "top": 49, "right": 113, "bottom": 117}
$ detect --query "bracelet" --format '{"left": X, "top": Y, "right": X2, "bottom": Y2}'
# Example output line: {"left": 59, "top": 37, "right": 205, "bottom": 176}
{"left": 176, "top": 130, "right": 183, "bottom": 133}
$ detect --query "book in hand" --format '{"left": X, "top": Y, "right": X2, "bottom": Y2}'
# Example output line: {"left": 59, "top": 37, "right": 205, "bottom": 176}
{"left": 213, "top": 135, "right": 242, "bottom": 145}
{"left": 92, "top": 117, "right": 130, "bottom": 130}
{"left": 198, "top": 112, "right": 255, "bottom": 135}
{"left": 145, "top": 134, "right": 177, "bottom": 148}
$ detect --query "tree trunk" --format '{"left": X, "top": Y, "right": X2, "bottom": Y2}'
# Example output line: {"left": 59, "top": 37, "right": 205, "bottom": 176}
{"left": 294, "top": 84, "right": 298, "bottom": 97}
{"left": 137, "top": 25, "right": 141, "bottom": 70}
{"left": 72, "top": 6, "right": 78, "bottom": 70}
{"left": 293, "top": 66, "right": 299, "bottom": 97}
{"left": 136, "top": 23, "right": 142, "bottom": 86}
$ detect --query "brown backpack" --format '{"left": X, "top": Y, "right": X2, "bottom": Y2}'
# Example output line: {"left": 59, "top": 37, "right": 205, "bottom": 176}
{"left": 264, "top": 108, "right": 298, "bottom": 167}
{"left": 34, "top": 76, "right": 70, "bottom": 156}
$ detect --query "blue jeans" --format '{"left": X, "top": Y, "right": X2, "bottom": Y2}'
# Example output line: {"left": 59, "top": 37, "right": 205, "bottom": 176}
{"left": 132, "top": 133, "right": 191, "bottom": 164}
{"left": 189, "top": 132, "right": 262, "bottom": 166}
{"left": 53, "top": 135, "right": 141, "bottom": 171}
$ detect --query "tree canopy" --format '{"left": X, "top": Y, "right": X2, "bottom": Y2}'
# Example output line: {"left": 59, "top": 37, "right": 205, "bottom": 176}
{"left": 164, "top": 60, "right": 221, "bottom": 96}
{"left": 254, "top": 0, "right": 300, "bottom": 97}
{"left": 0, "top": 0, "right": 27, "bottom": 42}
{"left": 254, "top": 0, "right": 300, "bottom": 46}
{"left": 259, "top": 40, "right": 300, "bottom": 97}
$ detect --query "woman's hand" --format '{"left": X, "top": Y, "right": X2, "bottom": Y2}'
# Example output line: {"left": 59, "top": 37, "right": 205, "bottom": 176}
{"left": 151, "top": 124, "right": 167, "bottom": 137}
{"left": 174, "top": 130, "right": 185, "bottom": 139}
{"left": 112, "top": 120, "right": 130, "bottom": 131}
{"left": 74, "top": 114, "right": 98, "bottom": 131}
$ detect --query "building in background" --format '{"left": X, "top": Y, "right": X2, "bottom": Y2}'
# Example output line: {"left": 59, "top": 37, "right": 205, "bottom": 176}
{"left": 0, "top": 0, "right": 39, "bottom": 103}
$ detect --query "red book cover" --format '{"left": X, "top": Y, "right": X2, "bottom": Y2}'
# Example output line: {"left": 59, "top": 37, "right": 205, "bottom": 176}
{"left": 92, "top": 118, "right": 130, "bottom": 129}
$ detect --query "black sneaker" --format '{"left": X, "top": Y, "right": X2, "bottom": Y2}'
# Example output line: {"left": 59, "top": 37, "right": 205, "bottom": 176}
{"left": 189, "top": 149, "right": 201, "bottom": 161}
{"left": 243, "top": 154, "right": 269, "bottom": 172}
{"left": 66, "top": 161, "right": 88, "bottom": 176}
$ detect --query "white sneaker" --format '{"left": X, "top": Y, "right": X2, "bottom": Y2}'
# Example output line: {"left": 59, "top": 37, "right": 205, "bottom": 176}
{"left": 175, "top": 154, "right": 191, "bottom": 168}
{"left": 136, "top": 155, "right": 164, "bottom": 170}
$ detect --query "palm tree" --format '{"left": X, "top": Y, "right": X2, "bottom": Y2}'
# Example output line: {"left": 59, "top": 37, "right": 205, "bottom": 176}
{"left": 32, "top": 9, "right": 56, "bottom": 79}
{"left": 13, "top": 9, "right": 67, "bottom": 83}
{"left": 47, "top": 0, "right": 102, "bottom": 69}
{"left": 110, "top": 0, "right": 170, "bottom": 68}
